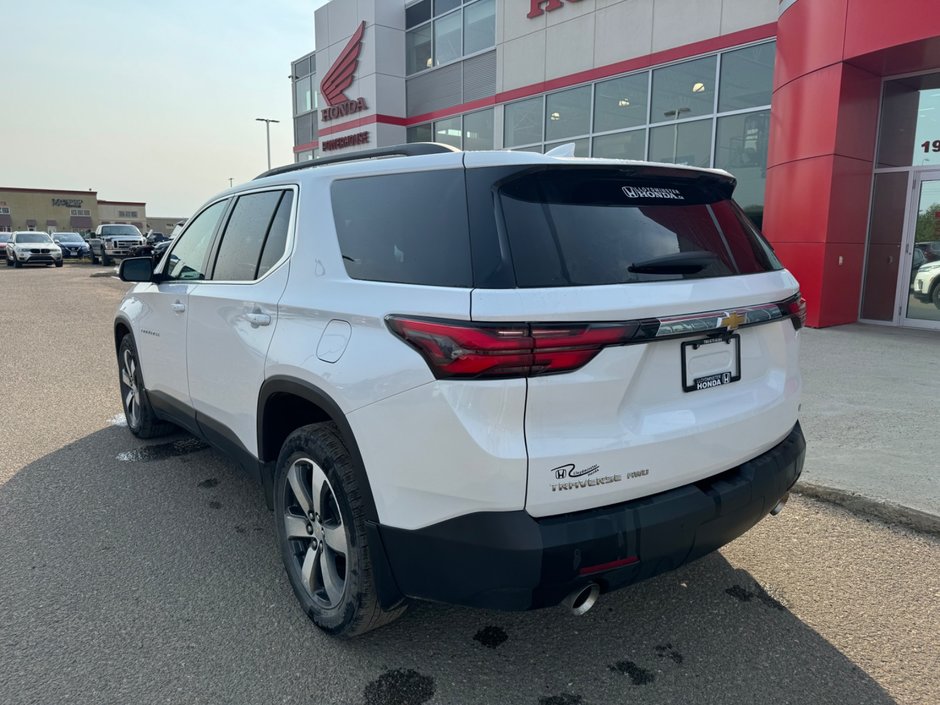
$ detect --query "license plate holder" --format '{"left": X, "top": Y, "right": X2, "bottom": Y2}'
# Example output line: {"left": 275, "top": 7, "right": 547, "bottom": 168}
{"left": 681, "top": 334, "right": 741, "bottom": 393}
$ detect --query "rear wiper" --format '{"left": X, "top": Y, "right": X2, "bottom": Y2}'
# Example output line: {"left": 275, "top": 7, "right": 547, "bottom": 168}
{"left": 628, "top": 250, "right": 719, "bottom": 275}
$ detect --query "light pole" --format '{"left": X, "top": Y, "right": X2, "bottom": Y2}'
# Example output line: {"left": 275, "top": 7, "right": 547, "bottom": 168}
{"left": 255, "top": 117, "right": 280, "bottom": 171}
{"left": 663, "top": 107, "right": 691, "bottom": 164}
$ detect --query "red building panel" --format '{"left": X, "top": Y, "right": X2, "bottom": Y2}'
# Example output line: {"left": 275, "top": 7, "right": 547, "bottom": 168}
{"left": 773, "top": 0, "right": 848, "bottom": 87}
{"left": 767, "top": 65, "right": 842, "bottom": 167}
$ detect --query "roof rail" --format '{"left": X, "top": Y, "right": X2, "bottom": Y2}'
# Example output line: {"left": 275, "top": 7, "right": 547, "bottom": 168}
{"left": 253, "top": 142, "right": 461, "bottom": 180}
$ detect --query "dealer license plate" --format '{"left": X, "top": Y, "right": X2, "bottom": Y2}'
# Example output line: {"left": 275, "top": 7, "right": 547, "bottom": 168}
{"left": 681, "top": 334, "right": 741, "bottom": 393}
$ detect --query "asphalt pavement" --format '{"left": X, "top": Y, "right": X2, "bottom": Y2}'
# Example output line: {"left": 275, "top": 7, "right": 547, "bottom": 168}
{"left": 1, "top": 263, "right": 938, "bottom": 705}
{"left": 799, "top": 323, "right": 940, "bottom": 517}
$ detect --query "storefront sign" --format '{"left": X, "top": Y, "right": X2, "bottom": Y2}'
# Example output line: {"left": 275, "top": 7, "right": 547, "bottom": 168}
{"left": 322, "top": 131, "right": 370, "bottom": 152}
{"left": 527, "top": 0, "right": 581, "bottom": 19}
{"left": 322, "top": 97, "right": 368, "bottom": 122}
{"left": 51, "top": 198, "right": 82, "bottom": 208}
{"left": 320, "top": 21, "right": 368, "bottom": 122}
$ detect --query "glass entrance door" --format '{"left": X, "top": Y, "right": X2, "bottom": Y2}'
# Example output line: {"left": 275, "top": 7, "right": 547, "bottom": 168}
{"left": 900, "top": 172, "right": 940, "bottom": 328}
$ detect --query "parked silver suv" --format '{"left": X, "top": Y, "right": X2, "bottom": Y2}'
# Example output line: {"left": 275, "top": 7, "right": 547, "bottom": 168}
{"left": 113, "top": 144, "right": 806, "bottom": 637}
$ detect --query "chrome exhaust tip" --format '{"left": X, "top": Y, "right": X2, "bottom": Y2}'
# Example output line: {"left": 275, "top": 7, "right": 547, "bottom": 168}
{"left": 564, "top": 583, "right": 600, "bottom": 616}
{"left": 770, "top": 492, "right": 790, "bottom": 516}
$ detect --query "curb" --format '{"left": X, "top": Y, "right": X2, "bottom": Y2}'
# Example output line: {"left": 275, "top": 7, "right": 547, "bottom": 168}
{"left": 793, "top": 481, "right": 940, "bottom": 537}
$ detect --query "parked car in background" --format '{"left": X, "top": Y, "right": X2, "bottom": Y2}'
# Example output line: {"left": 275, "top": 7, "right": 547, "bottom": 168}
{"left": 912, "top": 258, "right": 940, "bottom": 308}
{"left": 130, "top": 231, "right": 172, "bottom": 258}
{"left": 5, "top": 231, "right": 62, "bottom": 267}
{"left": 915, "top": 241, "right": 940, "bottom": 262}
{"left": 52, "top": 232, "right": 91, "bottom": 259}
{"left": 88, "top": 224, "right": 144, "bottom": 266}
{"left": 0, "top": 233, "right": 10, "bottom": 259}
{"left": 168, "top": 220, "right": 186, "bottom": 240}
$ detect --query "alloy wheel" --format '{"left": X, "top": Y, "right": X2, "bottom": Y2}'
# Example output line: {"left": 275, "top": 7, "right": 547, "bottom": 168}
{"left": 282, "top": 458, "right": 348, "bottom": 608}
{"left": 120, "top": 348, "right": 141, "bottom": 428}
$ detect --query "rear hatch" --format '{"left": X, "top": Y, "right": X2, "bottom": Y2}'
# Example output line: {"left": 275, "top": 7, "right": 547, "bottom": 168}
{"left": 466, "top": 162, "right": 803, "bottom": 517}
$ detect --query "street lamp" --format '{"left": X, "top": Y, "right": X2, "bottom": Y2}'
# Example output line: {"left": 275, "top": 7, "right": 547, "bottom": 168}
{"left": 663, "top": 107, "right": 691, "bottom": 164}
{"left": 255, "top": 117, "right": 280, "bottom": 171}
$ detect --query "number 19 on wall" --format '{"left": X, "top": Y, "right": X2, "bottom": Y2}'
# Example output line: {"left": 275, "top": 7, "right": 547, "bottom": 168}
{"left": 921, "top": 140, "right": 940, "bottom": 153}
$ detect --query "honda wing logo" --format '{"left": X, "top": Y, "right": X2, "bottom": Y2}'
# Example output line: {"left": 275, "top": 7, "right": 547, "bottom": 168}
{"left": 320, "top": 20, "right": 369, "bottom": 122}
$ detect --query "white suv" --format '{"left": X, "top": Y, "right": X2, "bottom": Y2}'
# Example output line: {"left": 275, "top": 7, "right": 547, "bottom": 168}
{"left": 5, "top": 231, "right": 63, "bottom": 267}
{"left": 113, "top": 144, "right": 806, "bottom": 637}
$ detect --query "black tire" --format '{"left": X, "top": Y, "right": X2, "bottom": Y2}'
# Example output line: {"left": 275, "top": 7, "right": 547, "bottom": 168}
{"left": 932, "top": 282, "right": 940, "bottom": 310}
{"left": 55, "top": 261, "right": 63, "bottom": 268}
{"left": 5, "top": 257, "right": 12, "bottom": 267}
{"left": 274, "top": 423, "right": 406, "bottom": 637}
{"left": 13, "top": 259, "right": 22, "bottom": 268}
{"left": 101, "top": 253, "right": 112, "bottom": 266}
{"left": 117, "top": 335, "right": 176, "bottom": 439}
{"left": 91, "top": 250, "right": 99, "bottom": 264}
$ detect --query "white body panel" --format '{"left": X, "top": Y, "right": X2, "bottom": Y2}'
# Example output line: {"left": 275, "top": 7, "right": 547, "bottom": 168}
{"left": 120, "top": 281, "right": 196, "bottom": 405}
{"left": 187, "top": 263, "right": 291, "bottom": 456}
{"left": 472, "top": 270, "right": 802, "bottom": 518}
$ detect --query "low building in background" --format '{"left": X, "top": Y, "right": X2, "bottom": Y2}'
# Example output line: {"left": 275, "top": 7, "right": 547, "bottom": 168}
{"left": 97, "top": 200, "right": 147, "bottom": 231}
{"left": 0, "top": 188, "right": 180, "bottom": 237}
{"left": 0, "top": 187, "right": 100, "bottom": 234}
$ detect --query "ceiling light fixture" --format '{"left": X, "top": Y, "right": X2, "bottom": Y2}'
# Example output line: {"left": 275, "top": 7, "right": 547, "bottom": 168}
{"left": 692, "top": 82, "right": 706, "bottom": 93}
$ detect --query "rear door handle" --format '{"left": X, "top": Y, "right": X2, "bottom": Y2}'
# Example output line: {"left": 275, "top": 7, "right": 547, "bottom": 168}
{"left": 172, "top": 301, "right": 185, "bottom": 313}
{"left": 245, "top": 312, "right": 272, "bottom": 327}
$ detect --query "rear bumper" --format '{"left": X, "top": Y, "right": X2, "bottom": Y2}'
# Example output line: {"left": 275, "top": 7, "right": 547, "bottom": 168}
{"left": 376, "top": 422, "right": 805, "bottom": 611}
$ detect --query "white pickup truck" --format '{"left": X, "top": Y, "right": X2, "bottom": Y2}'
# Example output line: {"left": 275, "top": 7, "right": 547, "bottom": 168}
{"left": 89, "top": 224, "right": 145, "bottom": 266}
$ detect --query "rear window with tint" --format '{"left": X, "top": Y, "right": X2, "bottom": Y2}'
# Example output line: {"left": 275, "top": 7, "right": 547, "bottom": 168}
{"left": 498, "top": 169, "right": 781, "bottom": 288}
{"left": 331, "top": 170, "right": 471, "bottom": 287}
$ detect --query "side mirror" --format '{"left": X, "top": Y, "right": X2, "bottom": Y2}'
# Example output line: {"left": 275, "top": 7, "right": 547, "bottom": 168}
{"left": 119, "top": 256, "right": 155, "bottom": 282}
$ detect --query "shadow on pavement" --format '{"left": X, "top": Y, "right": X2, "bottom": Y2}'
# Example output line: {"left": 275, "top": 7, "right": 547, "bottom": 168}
{"left": 0, "top": 427, "right": 896, "bottom": 705}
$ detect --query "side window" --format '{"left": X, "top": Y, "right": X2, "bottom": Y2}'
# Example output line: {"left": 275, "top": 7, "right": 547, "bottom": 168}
{"left": 257, "top": 191, "right": 294, "bottom": 278}
{"left": 211, "top": 190, "right": 283, "bottom": 281}
{"left": 164, "top": 200, "right": 228, "bottom": 281}
{"left": 331, "top": 170, "right": 471, "bottom": 287}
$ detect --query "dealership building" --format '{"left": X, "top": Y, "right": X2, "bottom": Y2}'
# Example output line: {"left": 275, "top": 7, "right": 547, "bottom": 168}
{"left": 291, "top": 0, "right": 940, "bottom": 330}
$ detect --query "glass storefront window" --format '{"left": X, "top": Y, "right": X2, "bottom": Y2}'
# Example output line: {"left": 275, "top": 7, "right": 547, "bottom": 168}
{"left": 294, "top": 76, "right": 312, "bottom": 114}
{"left": 545, "top": 85, "right": 591, "bottom": 142}
{"left": 434, "top": 116, "right": 462, "bottom": 148}
{"left": 649, "top": 118, "right": 712, "bottom": 167}
{"left": 861, "top": 172, "right": 909, "bottom": 320}
{"left": 715, "top": 110, "right": 770, "bottom": 226}
{"left": 406, "top": 25, "right": 433, "bottom": 75}
{"left": 463, "top": 109, "right": 494, "bottom": 150}
{"left": 592, "top": 129, "right": 646, "bottom": 160}
{"left": 718, "top": 42, "right": 775, "bottom": 112}
{"left": 406, "top": 0, "right": 431, "bottom": 28}
{"left": 504, "top": 97, "right": 543, "bottom": 147}
{"left": 651, "top": 56, "right": 716, "bottom": 123}
{"left": 877, "top": 74, "right": 940, "bottom": 168}
{"left": 435, "top": 0, "right": 461, "bottom": 13}
{"left": 464, "top": 0, "right": 495, "bottom": 55}
{"left": 545, "top": 138, "right": 590, "bottom": 157}
{"left": 594, "top": 73, "right": 648, "bottom": 133}
{"left": 434, "top": 12, "right": 462, "bottom": 66}
{"left": 407, "top": 124, "right": 433, "bottom": 143}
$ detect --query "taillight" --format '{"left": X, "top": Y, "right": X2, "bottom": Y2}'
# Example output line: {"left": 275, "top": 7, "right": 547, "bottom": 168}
{"left": 781, "top": 293, "right": 807, "bottom": 330}
{"left": 385, "top": 316, "right": 638, "bottom": 379}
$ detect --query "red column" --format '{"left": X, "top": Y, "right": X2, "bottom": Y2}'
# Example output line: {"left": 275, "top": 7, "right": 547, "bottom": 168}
{"left": 763, "top": 0, "right": 881, "bottom": 327}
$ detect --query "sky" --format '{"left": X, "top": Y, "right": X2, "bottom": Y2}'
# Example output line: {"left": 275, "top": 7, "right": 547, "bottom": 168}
{"left": 0, "top": 0, "right": 329, "bottom": 216}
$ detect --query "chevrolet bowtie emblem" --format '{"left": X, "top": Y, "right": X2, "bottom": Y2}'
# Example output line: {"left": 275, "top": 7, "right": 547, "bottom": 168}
{"left": 719, "top": 311, "right": 746, "bottom": 331}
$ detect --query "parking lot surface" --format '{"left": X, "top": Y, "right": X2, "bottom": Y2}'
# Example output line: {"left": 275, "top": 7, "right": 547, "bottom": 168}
{"left": 800, "top": 323, "right": 940, "bottom": 516}
{"left": 1, "top": 264, "right": 938, "bottom": 705}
